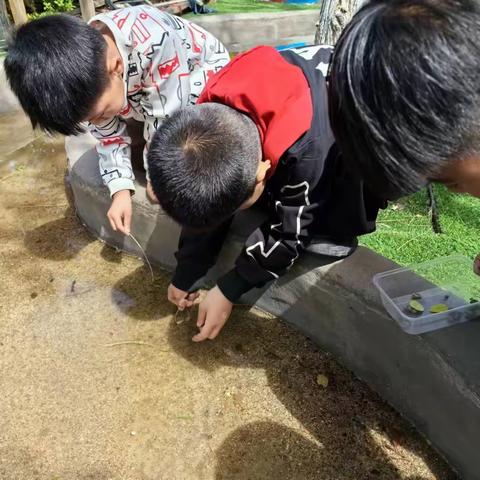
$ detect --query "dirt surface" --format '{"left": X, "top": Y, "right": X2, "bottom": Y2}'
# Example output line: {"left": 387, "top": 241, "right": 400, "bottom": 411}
{"left": 0, "top": 111, "right": 457, "bottom": 480}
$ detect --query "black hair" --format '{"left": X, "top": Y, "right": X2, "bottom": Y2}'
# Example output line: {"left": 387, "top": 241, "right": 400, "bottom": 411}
{"left": 4, "top": 14, "right": 108, "bottom": 135}
{"left": 148, "top": 103, "right": 261, "bottom": 229}
{"left": 329, "top": 0, "right": 480, "bottom": 198}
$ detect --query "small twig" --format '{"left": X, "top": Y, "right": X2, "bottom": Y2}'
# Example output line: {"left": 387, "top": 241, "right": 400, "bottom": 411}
{"left": 102, "top": 341, "right": 154, "bottom": 347}
{"left": 0, "top": 172, "right": 15, "bottom": 182}
{"left": 13, "top": 203, "right": 69, "bottom": 208}
{"left": 128, "top": 233, "right": 154, "bottom": 281}
{"left": 397, "top": 237, "right": 417, "bottom": 252}
{"left": 65, "top": 286, "right": 94, "bottom": 297}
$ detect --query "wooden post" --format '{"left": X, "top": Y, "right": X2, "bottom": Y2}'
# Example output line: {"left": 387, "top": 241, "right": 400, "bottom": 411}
{"left": 0, "top": 0, "right": 10, "bottom": 50}
{"left": 79, "top": 0, "right": 95, "bottom": 21}
{"left": 8, "top": 0, "right": 27, "bottom": 26}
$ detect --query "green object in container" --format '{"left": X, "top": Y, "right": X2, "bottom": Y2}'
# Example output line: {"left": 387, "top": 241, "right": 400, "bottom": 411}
{"left": 408, "top": 300, "right": 424, "bottom": 314}
{"left": 430, "top": 303, "right": 449, "bottom": 314}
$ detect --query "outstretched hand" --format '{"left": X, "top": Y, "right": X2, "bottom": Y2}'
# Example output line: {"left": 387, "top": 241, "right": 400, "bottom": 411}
{"left": 108, "top": 189, "right": 132, "bottom": 235}
{"left": 193, "top": 286, "right": 233, "bottom": 342}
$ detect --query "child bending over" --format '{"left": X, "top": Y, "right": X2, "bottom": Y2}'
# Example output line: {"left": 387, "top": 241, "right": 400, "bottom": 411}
{"left": 5, "top": 6, "right": 230, "bottom": 234}
{"left": 148, "top": 0, "right": 480, "bottom": 342}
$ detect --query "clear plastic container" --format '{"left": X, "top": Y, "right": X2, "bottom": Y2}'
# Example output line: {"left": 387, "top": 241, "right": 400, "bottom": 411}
{"left": 373, "top": 255, "right": 480, "bottom": 334}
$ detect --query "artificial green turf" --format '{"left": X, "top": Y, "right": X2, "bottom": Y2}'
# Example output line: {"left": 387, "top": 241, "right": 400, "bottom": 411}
{"left": 183, "top": 0, "right": 319, "bottom": 17}
{"left": 360, "top": 185, "right": 480, "bottom": 265}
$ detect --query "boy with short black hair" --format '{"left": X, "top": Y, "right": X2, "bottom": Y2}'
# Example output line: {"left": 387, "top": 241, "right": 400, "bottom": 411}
{"left": 148, "top": 0, "right": 480, "bottom": 342}
{"left": 5, "top": 6, "right": 229, "bottom": 234}
{"left": 149, "top": 43, "right": 384, "bottom": 341}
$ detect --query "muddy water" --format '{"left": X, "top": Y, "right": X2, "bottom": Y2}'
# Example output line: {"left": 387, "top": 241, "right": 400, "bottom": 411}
{"left": 0, "top": 110, "right": 457, "bottom": 479}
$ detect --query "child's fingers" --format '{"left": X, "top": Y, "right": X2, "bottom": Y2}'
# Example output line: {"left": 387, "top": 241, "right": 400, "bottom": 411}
{"left": 208, "top": 325, "right": 222, "bottom": 340}
{"left": 108, "top": 215, "right": 117, "bottom": 231}
{"left": 107, "top": 211, "right": 117, "bottom": 231}
{"left": 197, "top": 305, "right": 207, "bottom": 328}
{"left": 168, "top": 289, "right": 183, "bottom": 307}
{"left": 182, "top": 292, "right": 199, "bottom": 308}
{"left": 192, "top": 324, "right": 213, "bottom": 342}
{"left": 180, "top": 299, "right": 195, "bottom": 309}
{"left": 123, "top": 209, "right": 132, "bottom": 235}
{"left": 116, "top": 220, "right": 128, "bottom": 235}
{"left": 187, "top": 292, "right": 199, "bottom": 302}
{"left": 178, "top": 298, "right": 191, "bottom": 310}
{"left": 167, "top": 291, "right": 178, "bottom": 306}
{"left": 109, "top": 211, "right": 127, "bottom": 235}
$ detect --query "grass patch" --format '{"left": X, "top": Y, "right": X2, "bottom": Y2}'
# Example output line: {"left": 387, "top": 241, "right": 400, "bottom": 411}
{"left": 360, "top": 185, "right": 480, "bottom": 265}
{"left": 183, "top": 0, "right": 319, "bottom": 17}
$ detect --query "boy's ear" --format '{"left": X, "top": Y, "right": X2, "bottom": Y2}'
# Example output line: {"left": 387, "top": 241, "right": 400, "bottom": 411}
{"left": 256, "top": 159, "right": 271, "bottom": 183}
{"left": 112, "top": 56, "right": 123, "bottom": 76}
{"left": 106, "top": 52, "right": 123, "bottom": 77}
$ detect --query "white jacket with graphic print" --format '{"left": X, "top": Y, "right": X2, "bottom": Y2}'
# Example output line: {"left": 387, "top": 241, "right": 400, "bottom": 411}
{"left": 88, "top": 6, "right": 230, "bottom": 196}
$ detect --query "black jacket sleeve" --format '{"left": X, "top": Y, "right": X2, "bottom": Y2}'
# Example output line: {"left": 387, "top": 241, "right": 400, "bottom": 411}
{"left": 171, "top": 217, "right": 234, "bottom": 292}
{"left": 217, "top": 150, "right": 324, "bottom": 302}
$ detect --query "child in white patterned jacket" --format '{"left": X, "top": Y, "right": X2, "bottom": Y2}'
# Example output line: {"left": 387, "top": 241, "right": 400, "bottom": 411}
{"left": 5, "top": 6, "right": 230, "bottom": 234}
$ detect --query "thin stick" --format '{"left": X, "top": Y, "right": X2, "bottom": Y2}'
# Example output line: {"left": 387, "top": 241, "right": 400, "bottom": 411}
{"left": 65, "top": 287, "right": 93, "bottom": 297}
{"left": 102, "top": 341, "right": 154, "bottom": 347}
{"left": 0, "top": 172, "right": 15, "bottom": 182}
{"left": 397, "top": 237, "right": 417, "bottom": 252}
{"left": 13, "top": 203, "right": 69, "bottom": 208}
{"left": 128, "top": 232, "right": 154, "bottom": 281}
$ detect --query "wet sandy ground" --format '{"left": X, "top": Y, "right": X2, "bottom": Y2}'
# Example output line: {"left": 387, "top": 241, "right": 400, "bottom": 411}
{"left": 0, "top": 111, "right": 457, "bottom": 479}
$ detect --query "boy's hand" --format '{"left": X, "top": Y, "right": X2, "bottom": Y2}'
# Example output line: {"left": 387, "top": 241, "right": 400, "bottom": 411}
{"left": 168, "top": 284, "right": 199, "bottom": 310}
{"left": 193, "top": 286, "right": 233, "bottom": 342}
{"left": 108, "top": 190, "right": 132, "bottom": 235}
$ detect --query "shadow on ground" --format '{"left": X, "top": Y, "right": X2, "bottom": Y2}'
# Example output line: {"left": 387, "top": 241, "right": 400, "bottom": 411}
{"left": 162, "top": 311, "right": 454, "bottom": 479}
{"left": 111, "top": 264, "right": 456, "bottom": 480}
{"left": 113, "top": 265, "right": 173, "bottom": 320}
{"left": 23, "top": 207, "right": 95, "bottom": 261}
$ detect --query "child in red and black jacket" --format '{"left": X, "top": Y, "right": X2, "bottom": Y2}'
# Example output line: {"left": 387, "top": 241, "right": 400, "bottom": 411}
{"left": 148, "top": 0, "right": 480, "bottom": 341}
{"left": 148, "top": 43, "right": 385, "bottom": 340}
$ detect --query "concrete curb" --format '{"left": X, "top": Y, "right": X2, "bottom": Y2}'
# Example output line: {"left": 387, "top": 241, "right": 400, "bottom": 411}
{"left": 190, "top": 10, "right": 318, "bottom": 51}
{"left": 66, "top": 134, "right": 480, "bottom": 479}
{"left": 0, "top": 61, "right": 20, "bottom": 114}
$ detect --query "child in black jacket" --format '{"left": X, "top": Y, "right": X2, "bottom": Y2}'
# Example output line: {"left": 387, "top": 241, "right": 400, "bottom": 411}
{"left": 148, "top": 0, "right": 480, "bottom": 341}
